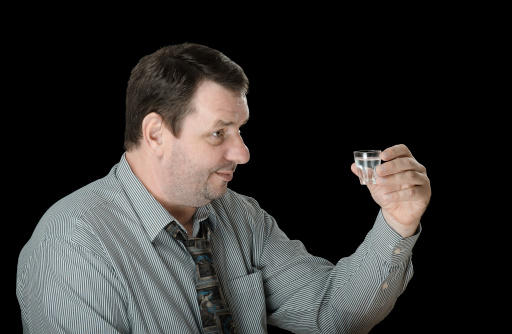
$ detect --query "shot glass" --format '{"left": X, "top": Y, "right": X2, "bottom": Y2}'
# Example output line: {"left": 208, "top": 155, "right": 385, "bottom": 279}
{"left": 354, "top": 150, "right": 381, "bottom": 185}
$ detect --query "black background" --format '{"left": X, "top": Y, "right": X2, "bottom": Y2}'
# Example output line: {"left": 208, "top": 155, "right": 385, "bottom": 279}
{"left": 7, "top": 8, "right": 503, "bottom": 333}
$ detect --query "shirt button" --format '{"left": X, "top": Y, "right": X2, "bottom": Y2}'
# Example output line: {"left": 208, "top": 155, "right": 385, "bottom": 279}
{"left": 393, "top": 248, "right": 402, "bottom": 255}
{"left": 382, "top": 282, "right": 389, "bottom": 289}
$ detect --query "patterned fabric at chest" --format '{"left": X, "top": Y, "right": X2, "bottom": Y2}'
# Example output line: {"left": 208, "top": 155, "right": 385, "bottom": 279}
{"left": 166, "top": 220, "right": 237, "bottom": 334}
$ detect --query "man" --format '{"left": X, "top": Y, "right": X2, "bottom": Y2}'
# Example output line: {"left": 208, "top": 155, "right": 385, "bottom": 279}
{"left": 17, "top": 43, "right": 431, "bottom": 333}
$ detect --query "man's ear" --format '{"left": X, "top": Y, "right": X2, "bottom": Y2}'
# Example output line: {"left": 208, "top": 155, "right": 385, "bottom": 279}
{"left": 141, "top": 112, "right": 166, "bottom": 157}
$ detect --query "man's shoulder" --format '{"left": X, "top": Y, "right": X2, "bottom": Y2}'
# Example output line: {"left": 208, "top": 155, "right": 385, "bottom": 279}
{"left": 22, "top": 167, "right": 124, "bottom": 251}
{"left": 46, "top": 174, "right": 122, "bottom": 226}
{"left": 16, "top": 167, "right": 127, "bottom": 285}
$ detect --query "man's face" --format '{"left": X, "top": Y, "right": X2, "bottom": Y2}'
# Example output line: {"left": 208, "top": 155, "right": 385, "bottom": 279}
{"left": 161, "top": 80, "right": 250, "bottom": 207}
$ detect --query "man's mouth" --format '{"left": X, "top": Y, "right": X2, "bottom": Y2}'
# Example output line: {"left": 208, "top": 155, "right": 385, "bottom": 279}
{"left": 214, "top": 171, "right": 233, "bottom": 182}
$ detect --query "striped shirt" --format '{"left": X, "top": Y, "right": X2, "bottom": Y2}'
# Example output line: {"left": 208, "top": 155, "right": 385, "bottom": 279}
{"left": 16, "top": 153, "right": 420, "bottom": 333}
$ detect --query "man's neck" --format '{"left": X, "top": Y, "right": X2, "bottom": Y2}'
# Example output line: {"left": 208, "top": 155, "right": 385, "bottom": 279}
{"left": 163, "top": 204, "right": 196, "bottom": 236}
{"left": 125, "top": 150, "right": 197, "bottom": 235}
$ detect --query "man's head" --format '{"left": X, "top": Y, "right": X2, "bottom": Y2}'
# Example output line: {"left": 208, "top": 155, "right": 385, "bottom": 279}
{"left": 124, "top": 42, "right": 249, "bottom": 150}
{"left": 124, "top": 43, "right": 250, "bottom": 209}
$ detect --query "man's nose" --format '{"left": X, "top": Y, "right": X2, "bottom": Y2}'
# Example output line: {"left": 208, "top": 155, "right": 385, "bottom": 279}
{"left": 225, "top": 134, "right": 250, "bottom": 165}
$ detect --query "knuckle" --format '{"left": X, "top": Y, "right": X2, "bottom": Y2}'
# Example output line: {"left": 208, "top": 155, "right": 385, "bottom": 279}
{"left": 407, "top": 157, "right": 415, "bottom": 167}
{"left": 406, "top": 170, "right": 416, "bottom": 180}
{"left": 388, "top": 159, "right": 397, "bottom": 169}
{"left": 416, "top": 161, "right": 426, "bottom": 173}
{"left": 407, "top": 187, "right": 415, "bottom": 197}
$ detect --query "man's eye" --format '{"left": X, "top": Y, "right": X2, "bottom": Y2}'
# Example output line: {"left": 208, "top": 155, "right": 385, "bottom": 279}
{"left": 212, "top": 130, "right": 224, "bottom": 137}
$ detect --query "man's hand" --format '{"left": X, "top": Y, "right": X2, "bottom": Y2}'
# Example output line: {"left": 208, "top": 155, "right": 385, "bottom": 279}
{"left": 351, "top": 144, "right": 431, "bottom": 238}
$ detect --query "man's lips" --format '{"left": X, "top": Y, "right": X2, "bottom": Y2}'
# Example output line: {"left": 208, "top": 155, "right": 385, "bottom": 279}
{"left": 214, "top": 171, "right": 234, "bottom": 181}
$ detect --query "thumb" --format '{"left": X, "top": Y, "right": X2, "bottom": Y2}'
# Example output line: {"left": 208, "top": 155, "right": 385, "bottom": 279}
{"left": 350, "top": 162, "right": 358, "bottom": 176}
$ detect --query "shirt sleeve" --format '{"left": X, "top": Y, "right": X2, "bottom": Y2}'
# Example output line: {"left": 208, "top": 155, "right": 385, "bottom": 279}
{"left": 261, "top": 209, "right": 421, "bottom": 334}
{"left": 16, "top": 236, "right": 130, "bottom": 333}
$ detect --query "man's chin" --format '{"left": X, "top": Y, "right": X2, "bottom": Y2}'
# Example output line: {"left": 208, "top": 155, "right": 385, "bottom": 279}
{"left": 203, "top": 183, "right": 228, "bottom": 202}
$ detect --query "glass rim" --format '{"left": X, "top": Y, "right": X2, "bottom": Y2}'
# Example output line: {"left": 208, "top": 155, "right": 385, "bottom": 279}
{"left": 353, "top": 150, "right": 381, "bottom": 153}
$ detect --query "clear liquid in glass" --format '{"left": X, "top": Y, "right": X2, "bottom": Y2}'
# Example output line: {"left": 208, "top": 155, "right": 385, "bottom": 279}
{"left": 355, "top": 157, "right": 381, "bottom": 184}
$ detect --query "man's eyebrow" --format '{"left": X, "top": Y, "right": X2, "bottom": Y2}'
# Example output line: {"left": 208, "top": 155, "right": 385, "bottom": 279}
{"left": 213, "top": 118, "right": 249, "bottom": 127}
{"left": 214, "top": 120, "right": 235, "bottom": 127}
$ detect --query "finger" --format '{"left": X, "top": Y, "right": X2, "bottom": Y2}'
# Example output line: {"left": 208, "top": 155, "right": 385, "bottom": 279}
{"left": 350, "top": 162, "right": 358, "bottom": 176}
{"left": 377, "top": 157, "right": 426, "bottom": 176}
{"left": 383, "top": 185, "right": 430, "bottom": 202}
{"left": 380, "top": 144, "right": 413, "bottom": 162}
{"left": 377, "top": 170, "right": 429, "bottom": 186}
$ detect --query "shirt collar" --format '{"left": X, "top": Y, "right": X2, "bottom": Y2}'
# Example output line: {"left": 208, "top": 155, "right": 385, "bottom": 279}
{"left": 115, "top": 153, "right": 218, "bottom": 242}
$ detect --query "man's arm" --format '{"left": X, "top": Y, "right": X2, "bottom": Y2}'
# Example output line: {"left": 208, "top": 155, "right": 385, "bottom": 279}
{"left": 261, "top": 209, "right": 419, "bottom": 333}
{"left": 261, "top": 144, "right": 429, "bottom": 333}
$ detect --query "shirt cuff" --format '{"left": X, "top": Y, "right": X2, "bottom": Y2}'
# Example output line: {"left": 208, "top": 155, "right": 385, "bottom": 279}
{"left": 369, "top": 209, "right": 422, "bottom": 266}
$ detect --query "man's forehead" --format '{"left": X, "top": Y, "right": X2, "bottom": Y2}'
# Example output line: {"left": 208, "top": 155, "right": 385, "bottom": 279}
{"left": 189, "top": 81, "right": 249, "bottom": 126}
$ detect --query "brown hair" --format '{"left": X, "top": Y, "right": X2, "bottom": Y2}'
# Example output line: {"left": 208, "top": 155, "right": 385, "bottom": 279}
{"left": 124, "top": 43, "right": 249, "bottom": 151}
